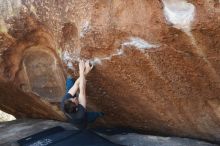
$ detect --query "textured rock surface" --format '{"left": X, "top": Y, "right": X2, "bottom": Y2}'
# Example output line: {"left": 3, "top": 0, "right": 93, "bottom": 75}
{"left": 0, "top": 78, "right": 65, "bottom": 120}
{"left": 0, "top": 0, "right": 219, "bottom": 143}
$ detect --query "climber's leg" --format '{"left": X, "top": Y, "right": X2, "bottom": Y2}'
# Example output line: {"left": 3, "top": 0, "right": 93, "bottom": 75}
{"left": 65, "top": 76, "right": 75, "bottom": 93}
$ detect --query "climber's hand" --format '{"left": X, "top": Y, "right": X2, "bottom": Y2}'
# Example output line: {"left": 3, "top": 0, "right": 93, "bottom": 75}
{"left": 79, "top": 60, "right": 85, "bottom": 76}
{"left": 84, "top": 60, "right": 93, "bottom": 75}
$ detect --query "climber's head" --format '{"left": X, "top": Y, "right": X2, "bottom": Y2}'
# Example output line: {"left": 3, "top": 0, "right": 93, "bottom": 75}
{"left": 64, "top": 98, "right": 79, "bottom": 113}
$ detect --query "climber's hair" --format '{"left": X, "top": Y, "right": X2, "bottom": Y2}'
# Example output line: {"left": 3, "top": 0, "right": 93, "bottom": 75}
{"left": 64, "top": 99, "right": 78, "bottom": 113}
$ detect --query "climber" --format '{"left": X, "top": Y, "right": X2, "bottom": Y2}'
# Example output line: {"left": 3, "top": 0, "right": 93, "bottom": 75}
{"left": 61, "top": 60, "right": 103, "bottom": 129}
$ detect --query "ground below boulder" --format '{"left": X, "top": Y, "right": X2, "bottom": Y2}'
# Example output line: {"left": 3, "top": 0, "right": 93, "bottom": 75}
{"left": 0, "top": 119, "right": 217, "bottom": 146}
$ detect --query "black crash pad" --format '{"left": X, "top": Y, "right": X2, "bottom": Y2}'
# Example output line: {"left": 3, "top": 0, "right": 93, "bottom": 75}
{"left": 17, "top": 126, "right": 121, "bottom": 146}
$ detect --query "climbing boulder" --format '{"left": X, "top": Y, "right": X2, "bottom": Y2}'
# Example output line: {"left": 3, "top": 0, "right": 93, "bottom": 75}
{"left": 0, "top": 0, "right": 219, "bottom": 143}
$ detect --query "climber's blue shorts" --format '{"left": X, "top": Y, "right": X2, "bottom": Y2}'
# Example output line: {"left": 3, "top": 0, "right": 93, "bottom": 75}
{"left": 66, "top": 76, "right": 75, "bottom": 93}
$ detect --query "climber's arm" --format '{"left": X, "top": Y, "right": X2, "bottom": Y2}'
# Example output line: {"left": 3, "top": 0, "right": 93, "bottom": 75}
{"left": 78, "top": 75, "right": 86, "bottom": 108}
{"left": 78, "top": 60, "right": 87, "bottom": 108}
{"left": 67, "top": 60, "right": 93, "bottom": 97}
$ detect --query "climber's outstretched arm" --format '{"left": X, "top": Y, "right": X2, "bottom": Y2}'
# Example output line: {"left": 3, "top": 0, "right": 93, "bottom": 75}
{"left": 78, "top": 60, "right": 87, "bottom": 108}
{"left": 67, "top": 60, "right": 93, "bottom": 97}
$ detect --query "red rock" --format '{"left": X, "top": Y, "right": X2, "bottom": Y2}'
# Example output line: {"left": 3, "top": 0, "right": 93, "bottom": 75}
{"left": 0, "top": 0, "right": 219, "bottom": 143}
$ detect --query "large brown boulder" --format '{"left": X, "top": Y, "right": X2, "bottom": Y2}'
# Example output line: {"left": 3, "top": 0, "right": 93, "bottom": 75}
{"left": 0, "top": 0, "right": 219, "bottom": 143}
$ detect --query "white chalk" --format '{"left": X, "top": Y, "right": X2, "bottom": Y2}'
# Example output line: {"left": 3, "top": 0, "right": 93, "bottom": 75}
{"left": 62, "top": 51, "right": 72, "bottom": 63}
{"left": 162, "top": 0, "right": 195, "bottom": 32}
{"left": 90, "top": 57, "right": 102, "bottom": 65}
{"left": 62, "top": 37, "right": 159, "bottom": 67}
{"left": 67, "top": 61, "right": 74, "bottom": 70}
{"left": 113, "top": 49, "right": 124, "bottom": 56}
{"left": 89, "top": 48, "right": 125, "bottom": 66}
{"left": 122, "top": 37, "right": 160, "bottom": 52}
{"left": 87, "top": 37, "right": 160, "bottom": 66}
{"left": 80, "top": 20, "right": 90, "bottom": 37}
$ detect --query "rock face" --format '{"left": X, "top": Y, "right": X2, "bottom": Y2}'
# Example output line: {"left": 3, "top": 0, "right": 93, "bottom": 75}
{"left": 0, "top": 0, "right": 220, "bottom": 143}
